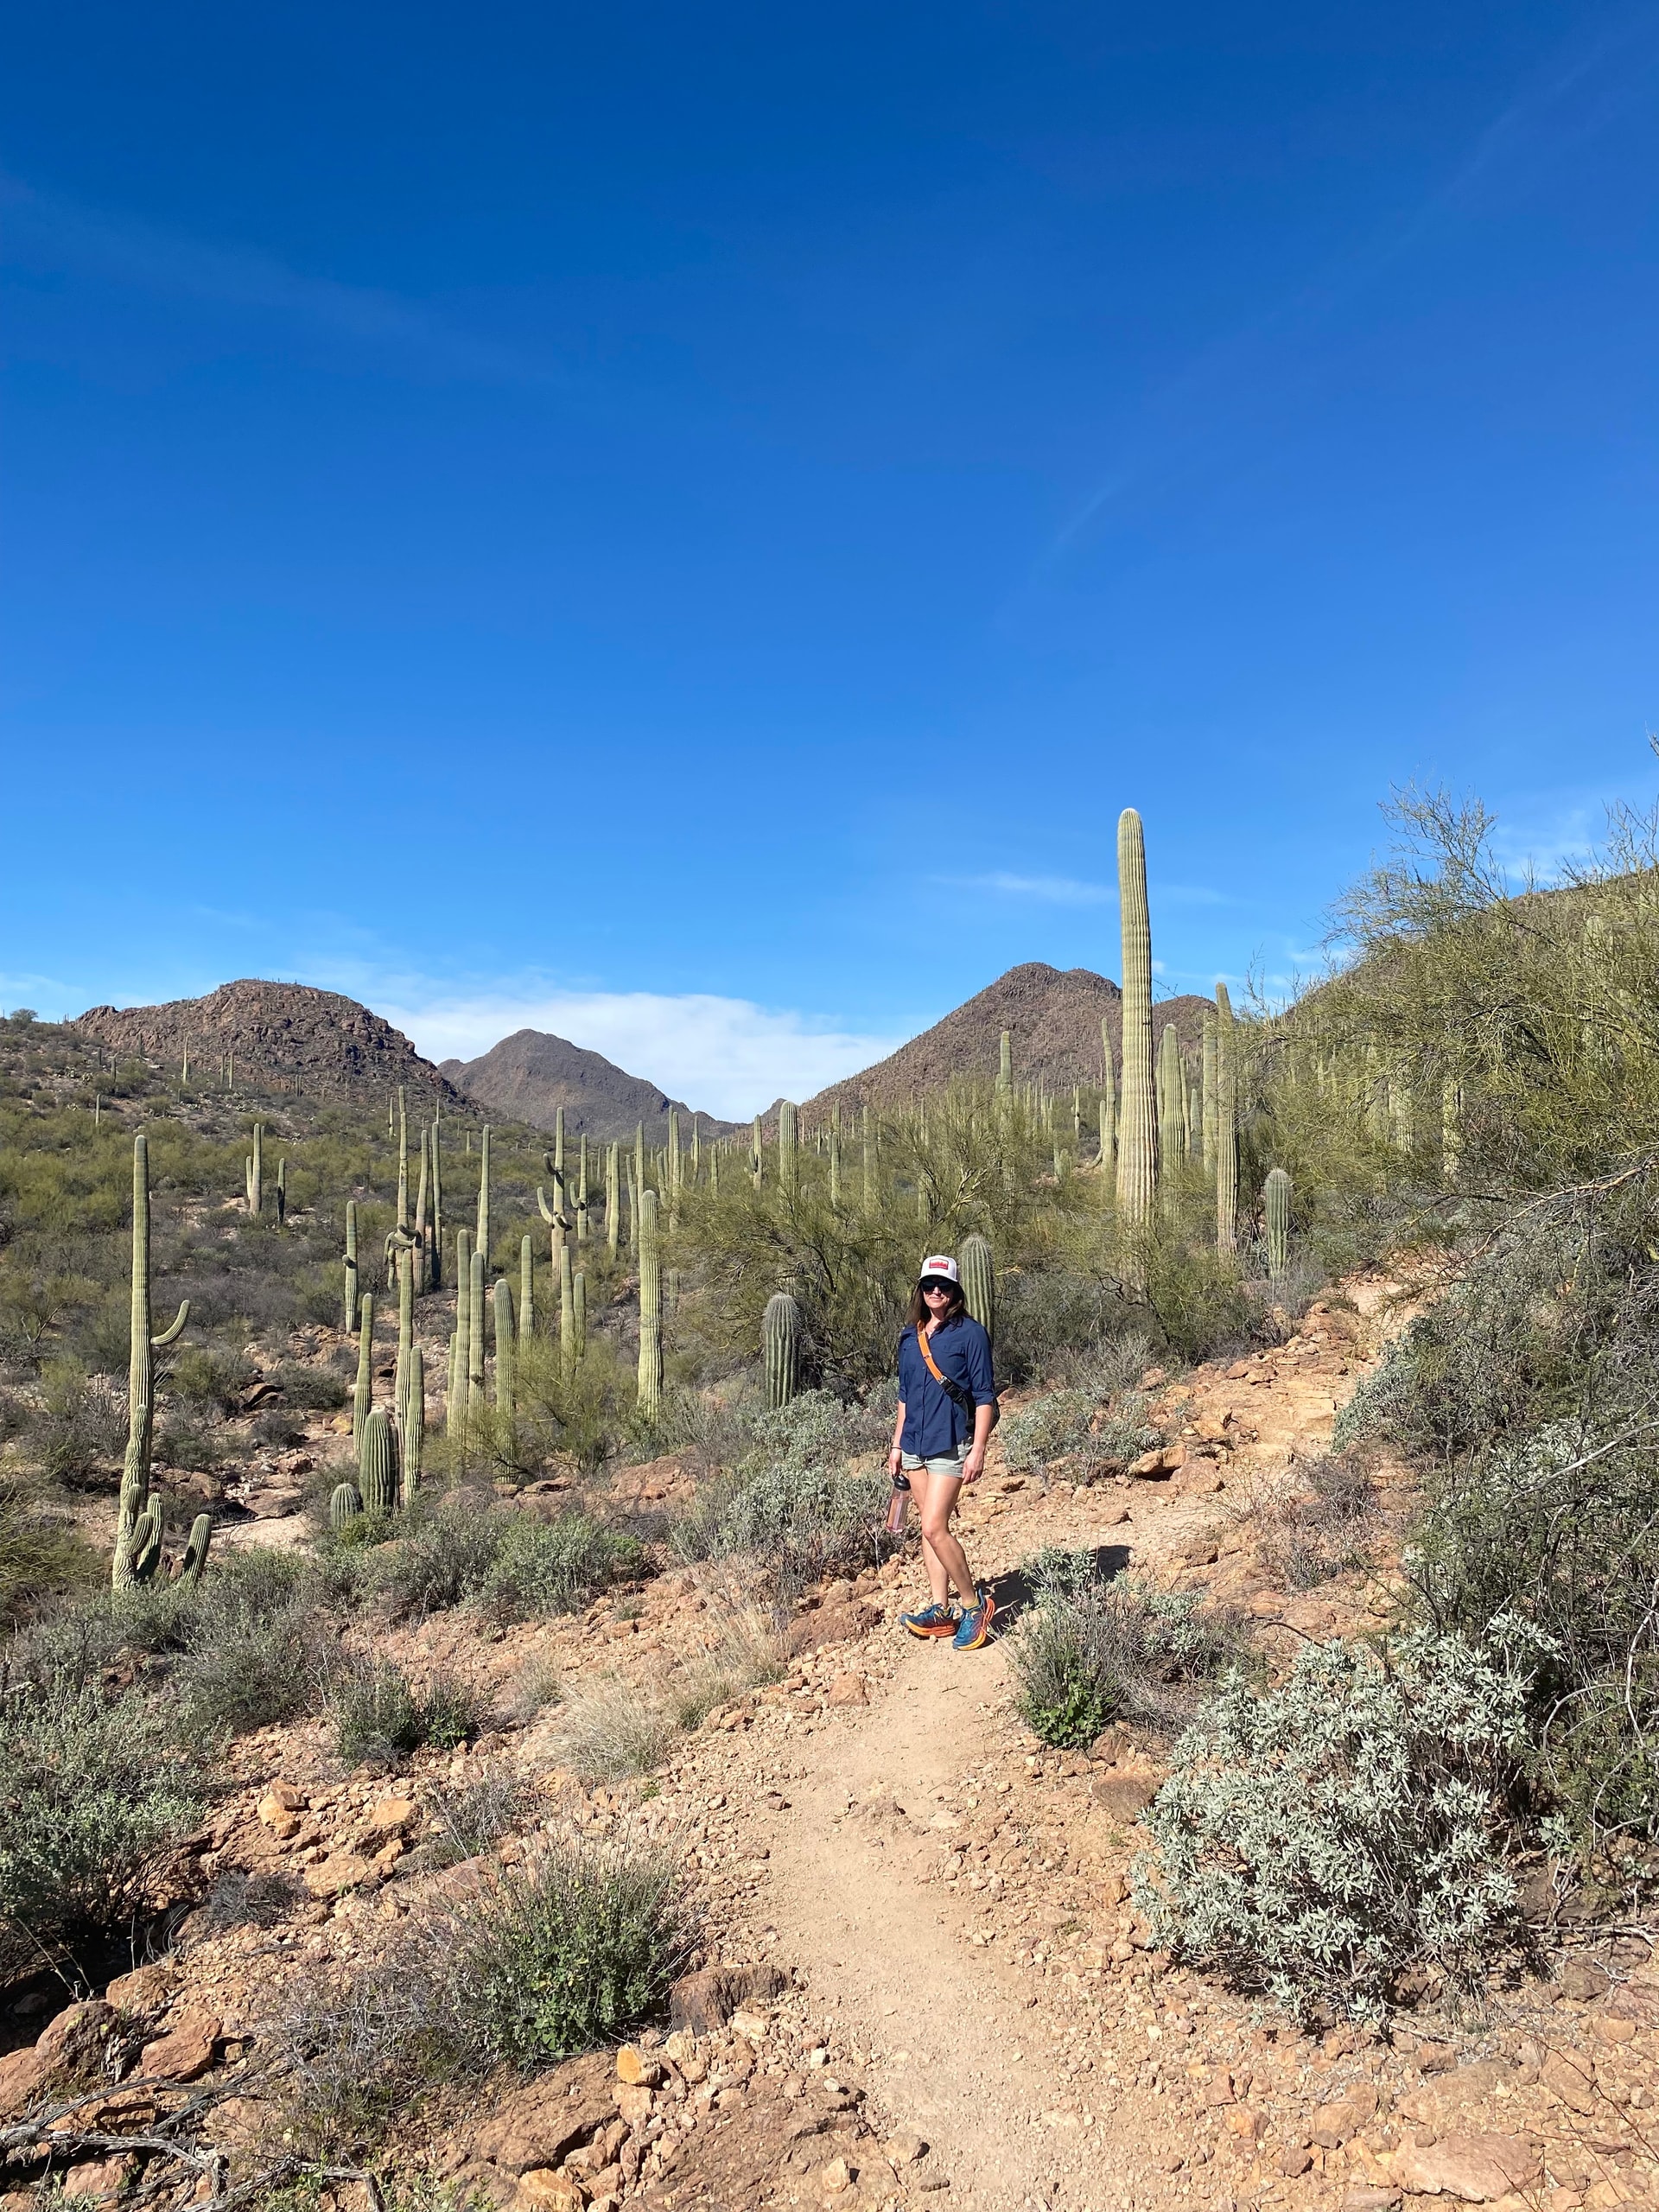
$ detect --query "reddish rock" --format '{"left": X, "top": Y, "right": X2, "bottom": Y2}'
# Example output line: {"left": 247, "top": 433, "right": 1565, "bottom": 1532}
{"left": 467, "top": 2051, "right": 616, "bottom": 2174}
{"left": 0, "top": 2046, "right": 50, "bottom": 2119}
{"left": 669, "top": 1963, "right": 788, "bottom": 2034}
{"left": 1090, "top": 1773, "right": 1155, "bottom": 1821}
{"left": 1541, "top": 2049, "right": 1597, "bottom": 2115}
{"left": 826, "top": 1674, "right": 868, "bottom": 1707}
{"left": 788, "top": 1601, "right": 881, "bottom": 1656}
{"left": 105, "top": 1966, "right": 174, "bottom": 2018}
{"left": 304, "top": 1852, "right": 375, "bottom": 1897}
{"left": 137, "top": 2007, "right": 221, "bottom": 2083}
{"left": 1391, "top": 2133, "right": 1542, "bottom": 2202}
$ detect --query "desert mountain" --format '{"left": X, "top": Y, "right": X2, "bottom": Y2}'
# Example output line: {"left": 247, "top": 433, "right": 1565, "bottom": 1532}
{"left": 439, "top": 1029, "right": 735, "bottom": 1144}
{"left": 74, "top": 981, "right": 465, "bottom": 1107}
{"left": 798, "top": 961, "right": 1214, "bottom": 1121}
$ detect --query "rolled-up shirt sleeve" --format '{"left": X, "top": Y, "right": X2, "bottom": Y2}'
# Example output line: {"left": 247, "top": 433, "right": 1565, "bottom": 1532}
{"left": 963, "top": 1322, "right": 996, "bottom": 1405}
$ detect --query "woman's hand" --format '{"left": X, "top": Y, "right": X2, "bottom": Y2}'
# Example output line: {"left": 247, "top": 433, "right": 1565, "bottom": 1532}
{"left": 887, "top": 1444, "right": 905, "bottom": 1477}
{"left": 961, "top": 1446, "right": 985, "bottom": 1484}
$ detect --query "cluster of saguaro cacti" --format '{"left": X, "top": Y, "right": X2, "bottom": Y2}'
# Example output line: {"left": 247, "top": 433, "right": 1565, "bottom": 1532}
{"left": 113, "top": 1135, "right": 192, "bottom": 1589}
{"left": 764, "top": 1290, "right": 803, "bottom": 1409}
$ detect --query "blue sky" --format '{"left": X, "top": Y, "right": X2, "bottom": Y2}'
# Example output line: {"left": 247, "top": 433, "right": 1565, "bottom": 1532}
{"left": 4, "top": 2, "right": 1658, "bottom": 1114}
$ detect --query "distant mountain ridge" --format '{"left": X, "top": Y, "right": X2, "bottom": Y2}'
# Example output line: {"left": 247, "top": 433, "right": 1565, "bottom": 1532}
{"left": 439, "top": 1029, "right": 737, "bottom": 1144}
{"left": 798, "top": 962, "right": 1214, "bottom": 1121}
{"left": 74, "top": 981, "right": 466, "bottom": 1106}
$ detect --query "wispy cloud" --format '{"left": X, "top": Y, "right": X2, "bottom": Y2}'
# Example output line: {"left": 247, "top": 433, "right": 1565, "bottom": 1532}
{"left": 0, "top": 174, "right": 553, "bottom": 385}
{"left": 958, "top": 871, "right": 1225, "bottom": 910}
{"left": 378, "top": 988, "right": 906, "bottom": 1121}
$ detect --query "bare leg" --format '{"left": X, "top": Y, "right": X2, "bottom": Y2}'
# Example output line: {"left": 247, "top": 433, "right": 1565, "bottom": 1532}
{"left": 914, "top": 1469, "right": 978, "bottom": 1606}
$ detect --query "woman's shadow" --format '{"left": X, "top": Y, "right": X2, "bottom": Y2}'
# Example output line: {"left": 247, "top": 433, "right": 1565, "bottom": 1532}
{"left": 986, "top": 1541, "right": 1132, "bottom": 1629}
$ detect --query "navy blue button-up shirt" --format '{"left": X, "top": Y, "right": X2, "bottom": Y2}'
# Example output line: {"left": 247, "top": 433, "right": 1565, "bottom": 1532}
{"left": 896, "top": 1313, "right": 996, "bottom": 1459}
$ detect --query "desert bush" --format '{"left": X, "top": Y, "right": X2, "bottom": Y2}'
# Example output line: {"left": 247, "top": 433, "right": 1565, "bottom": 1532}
{"left": 1138, "top": 1630, "right": 1531, "bottom": 2023}
{"left": 172, "top": 1553, "right": 334, "bottom": 1742}
{"left": 1257, "top": 1457, "right": 1380, "bottom": 1591}
{"left": 0, "top": 1479, "right": 98, "bottom": 1624}
{"left": 1010, "top": 1552, "right": 1243, "bottom": 1750}
{"left": 26, "top": 1359, "right": 125, "bottom": 1485}
{"left": 369, "top": 1497, "right": 510, "bottom": 1618}
{"left": 484, "top": 1513, "right": 644, "bottom": 1622}
{"left": 447, "top": 1838, "right": 695, "bottom": 2065}
{"left": 1135, "top": 1231, "right": 1251, "bottom": 1362}
{"left": 555, "top": 1677, "right": 676, "bottom": 1783}
{"left": 276, "top": 1360, "right": 349, "bottom": 1411}
{"left": 195, "top": 1866, "right": 306, "bottom": 1932}
{"left": 331, "top": 1659, "right": 486, "bottom": 1770}
{"left": 332, "top": 1661, "right": 425, "bottom": 1769}
{"left": 425, "top": 1770, "right": 530, "bottom": 1870}
{"left": 270, "top": 1937, "right": 457, "bottom": 2156}
{"left": 0, "top": 1676, "right": 203, "bottom": 1973}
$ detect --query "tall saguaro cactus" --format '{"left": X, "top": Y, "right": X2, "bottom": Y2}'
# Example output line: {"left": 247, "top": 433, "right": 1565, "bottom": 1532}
{"left": 764, "top": 1291, "right": 803, "bottom": 1410}
{"left": 1157, "top": 1023, "right": 1185, "bottom": 1214}
{"left": 113, "top": 1135, "right": 190, "bottom": 1589}
{"left": 520, "top": 1236, "right": 534, "bottom": 1342}
{"left": 343, "top": 1200, "right": 359, "bottom": 1334}
{"left": 397, "top": 1086, "right": 409, "bottom": 1233}
{"left": 577, "top": 1134, "right": 591, "bottom": 1243}
{"left": 359, "top": 1407, "right": 397, "bottom": 1517}
{"left": 245, "top": 1124, "right": 264, "bottom": 1217}
{"left": 1114, "top": 808, "right": 1158, "bottom": 1225}
{"left": 401, "top": 1344, "right": 424, "bottom": 1509}
{"left": 1215, "top": 982, "right": 1238, "bottom": 1255}
{"left": 353, "top": 1292, "right": 375, "bottom": 1454}
{"left": 468, "top": 1245, "right": 486, "bottom": 1407}
{"left": 475, "top": 1125, "right": 492, "bottom": 1267}
{"left": 997, "top": 1031, "right": 1013, "bottom": 1098}
{"left": 778, "top": 1103, "right": 798, "bottom": 1193}
{"left": 559, "top": 1242, "right": 575, "bottom": 1373}
{"left": 667, "top": 1111, "right": 681, "bottom": 1227}
{"left": 751, "top": 1116, "right": 763, "bottom": 1190}
{"left": 960, "top": 1231, "right": 995, "bottom": 1350}
{"left": 414, "top": 1127, "right": 430, "bottom": 1293}
{"left": 638, "top": 1187, "right": 663, "bottom": 1419}
{"left": 429, "top": 1120, "right": 443, "bottom": 1290}
{"left": 493, "top": 1279, "right": 516, "bottom": 1415}
{"left": 394, "top": 1247, "right": 414, "bottom": 1431}
{"left": 1264, "top": 1166, "right": 1292, "bottom": 1287}
{"left": 1201, "top": 1007, "right": 1218, "bottom": 1170}
{"left": 606, "top": 1141, "right": 620, "bottom": 1256}
{"left": 573, "top": 1269, "right": 588, "bottom": 1362}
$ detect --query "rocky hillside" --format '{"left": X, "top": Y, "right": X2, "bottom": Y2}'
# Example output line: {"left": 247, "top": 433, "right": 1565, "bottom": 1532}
{"left": 799, "top": 962, "right": 1214, "bottom": 1121}
{"left": 440, "top": 1029, "right": 735, "bottom": 1143}
{"left": 73, "top": 981, "right": 466, "bottom": 1108}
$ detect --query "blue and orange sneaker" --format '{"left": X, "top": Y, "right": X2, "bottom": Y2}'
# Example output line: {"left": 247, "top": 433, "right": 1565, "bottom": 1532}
{"left": 952, "top": 1588, "right": 997, "bottom": 1650}
{"left": 900, "top": 1600, "right": 960, "bottom": 1639}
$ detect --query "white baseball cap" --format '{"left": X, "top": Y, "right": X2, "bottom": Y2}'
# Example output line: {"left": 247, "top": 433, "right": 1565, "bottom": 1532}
{"left": 918, "top": 1254, "right": 960, "bottom": 1287}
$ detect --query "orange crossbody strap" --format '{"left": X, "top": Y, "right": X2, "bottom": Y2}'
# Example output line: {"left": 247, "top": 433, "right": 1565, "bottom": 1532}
{"left": 916, "top": 1328, "right": 950, "bottom": 1387}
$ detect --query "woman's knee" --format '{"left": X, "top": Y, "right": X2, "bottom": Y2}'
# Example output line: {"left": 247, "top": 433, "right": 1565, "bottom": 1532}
{"left": 918, "top": 1507, "right": 954, "bottom": 1547}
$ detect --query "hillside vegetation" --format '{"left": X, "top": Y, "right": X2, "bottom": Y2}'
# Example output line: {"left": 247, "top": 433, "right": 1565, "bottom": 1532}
{"left": 2, "top": 786, "right": 1658, "bottom": 2203}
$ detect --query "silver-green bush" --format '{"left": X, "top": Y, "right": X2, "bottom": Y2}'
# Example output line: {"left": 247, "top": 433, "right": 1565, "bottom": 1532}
{"left": 1137, "top": 1630, "right": 1530, "bottom": 2022}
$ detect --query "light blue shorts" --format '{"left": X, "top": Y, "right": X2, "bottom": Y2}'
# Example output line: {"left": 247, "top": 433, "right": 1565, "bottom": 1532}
{"left": 900, "top": 1445, "right": 969, "bottom": 1478}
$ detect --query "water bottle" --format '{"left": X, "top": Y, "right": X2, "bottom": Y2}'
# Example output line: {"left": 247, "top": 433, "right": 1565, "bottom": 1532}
{"left": 885, "top": 1472, "right": 912, "bottom": 1536}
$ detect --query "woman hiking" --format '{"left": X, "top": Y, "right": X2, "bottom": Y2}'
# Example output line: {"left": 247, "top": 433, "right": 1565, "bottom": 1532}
{"left": 889, "top": 1253, "right": 998, "bottom": 1650}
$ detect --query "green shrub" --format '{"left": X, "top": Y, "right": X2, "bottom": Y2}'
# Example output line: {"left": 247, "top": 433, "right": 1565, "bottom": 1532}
{"left": 1138, "top": 1630, "right": 1530, "bottom": 2023}
{"left": 0, "top": 1479, "right": 98, "bottom": 1624}
{"left": 447, "top": 1839, "right": 695, "bottom": 2066}
{"left": 1258, "top": 1457, "right": 1380, "bottom": 1591}
{"left": 484, "top": 1513, "right": 643, "bottom": 1621}
{"left": 331, "top": 1660, "right": 487, "bottom": 1769}
{"left": 27, "top": 1359, "right": 125, "bottom": 1485}
{"left": 1010, "top": 1553, "right": 1242, "bottom": 1750}
{"left": 1000, "top": 1386, "right": 1160, "bottom": 1477}
{"left": 332, "top": 1661, "right": 428, "bottom": 1769}
{"left": 0, "top": 1677, "right": 203, "bottom": 1974}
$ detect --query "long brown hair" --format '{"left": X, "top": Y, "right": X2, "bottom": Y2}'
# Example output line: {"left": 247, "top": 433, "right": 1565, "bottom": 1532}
{"left": 906, "top": 1280, "right": 964, "bottom": 1331}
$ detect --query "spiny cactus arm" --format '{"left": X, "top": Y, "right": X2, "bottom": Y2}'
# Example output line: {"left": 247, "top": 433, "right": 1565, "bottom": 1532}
{"left": 179, "top": 1513, "right": 213, "bottom": 1586}
{"left": 151, "top": 1300, "right": 190, "bottom": 1349}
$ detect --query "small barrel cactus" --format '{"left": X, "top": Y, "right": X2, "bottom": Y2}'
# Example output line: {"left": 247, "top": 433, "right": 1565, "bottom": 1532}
{"left": 359, "top": 1407, "right": 397, "bottom": 1517}
{"left": 764, "top": 1290, "right": 803, "bottom": 1410}
{"left": 330, "top": 1481, "right": 364, "bottom": 1532}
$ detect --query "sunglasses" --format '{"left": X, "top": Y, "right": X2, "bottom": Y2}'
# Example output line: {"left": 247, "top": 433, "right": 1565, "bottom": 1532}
{"left": 920, "top": 1282, "right": 955, "bottom": 1296}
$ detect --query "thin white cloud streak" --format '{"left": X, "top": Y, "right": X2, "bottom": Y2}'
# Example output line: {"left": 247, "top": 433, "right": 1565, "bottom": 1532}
{"left": 379, "top": 989, "right": 907, "bottom": 1121}
{"left": 960, "top": 873, "right": 1224, "bottom": 908}
{"left": 0, "top": 175, "right": 552, "bottom": 385}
